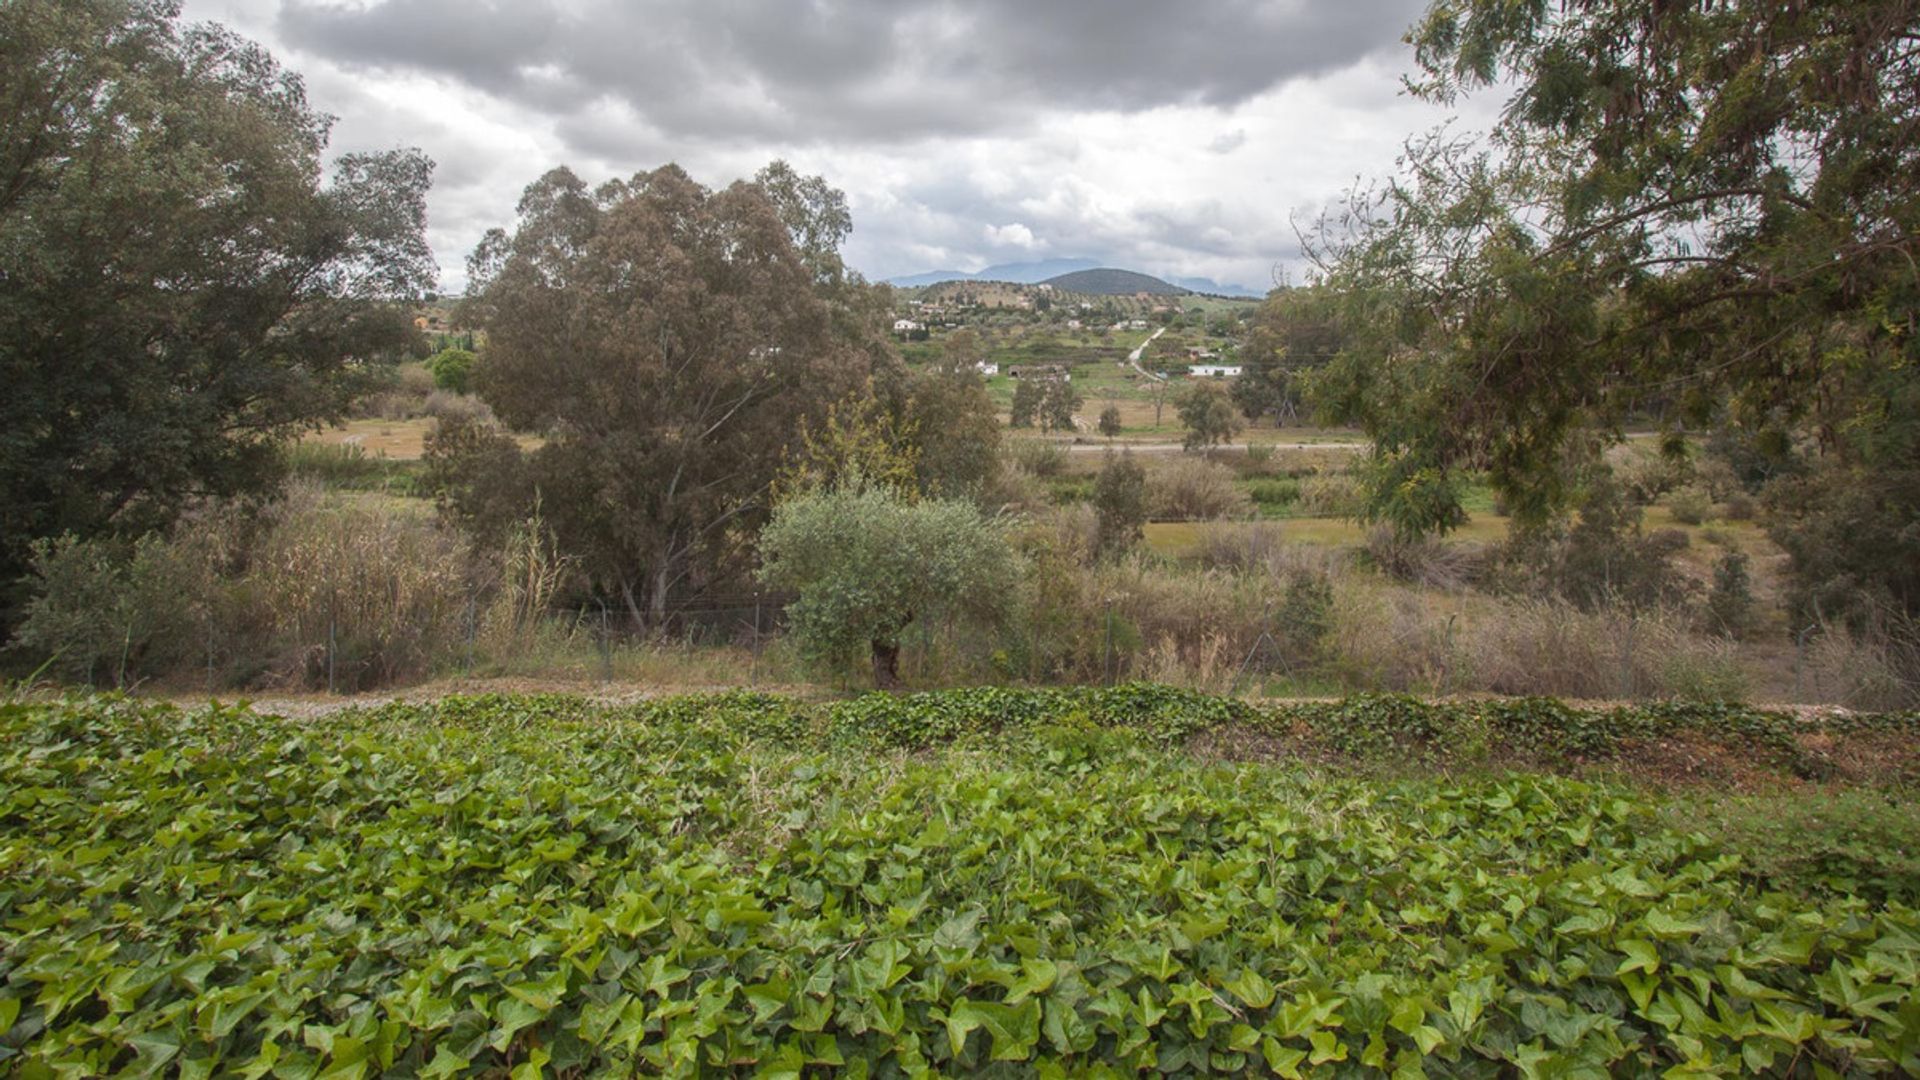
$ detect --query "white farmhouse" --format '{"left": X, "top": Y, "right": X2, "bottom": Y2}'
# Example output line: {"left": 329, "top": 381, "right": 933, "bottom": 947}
{"left": 893, "top": 318, "right": 923, "bottom": 333}
{"left": 1189, "top": 365, "right": 1242, "bottom": 378}
{"left": 976, "top": 361, "right": 1000, "bottom": 376}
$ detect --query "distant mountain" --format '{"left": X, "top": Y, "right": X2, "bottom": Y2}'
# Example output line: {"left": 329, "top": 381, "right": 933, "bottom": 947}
{"left": 1167, "top": 275, "right": 1264, "bottom": 299}
{"left": 887, "top": 268, "right": 973, "bottom": 288}
{"left": 1041, "top": 268, "right": 1189, "bottom": 296}
{"left": 886, "top": 257, "right": 1102, "bottom": 288}
{"left": 887, "top": 259, "right": 1260, "bottom": 297}
{"left": 972, "top": 257, "right": 1102, "bottom": 283}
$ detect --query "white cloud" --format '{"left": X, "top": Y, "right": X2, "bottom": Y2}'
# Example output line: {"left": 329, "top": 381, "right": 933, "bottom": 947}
{"left": 181, "top": 0, "right": 1506, "bottom": 293}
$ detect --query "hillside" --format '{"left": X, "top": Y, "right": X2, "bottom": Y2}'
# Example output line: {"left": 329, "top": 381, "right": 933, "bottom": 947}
{"left": 1042, "top": 267, "right": 1190, "bottom": 295}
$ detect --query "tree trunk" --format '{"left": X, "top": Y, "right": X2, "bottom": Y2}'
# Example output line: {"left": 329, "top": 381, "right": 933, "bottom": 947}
{"left": 649, "top": 558, "right": 671, "bottom": 630}
{"left": 620, "top": 579, "right": 646, "bottom": 633}
{"left": 870, "top": 640, "right": 902, "bottom": 690}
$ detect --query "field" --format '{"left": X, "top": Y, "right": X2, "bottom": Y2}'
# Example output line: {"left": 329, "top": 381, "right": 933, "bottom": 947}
{"left": 3, "top": 688, "right": 1918, "bottom": 1075}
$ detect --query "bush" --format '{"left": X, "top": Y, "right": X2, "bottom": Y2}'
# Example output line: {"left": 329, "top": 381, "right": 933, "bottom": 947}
{"left": 1010, "top": 438, "right": 1068, "bottom": 478}
{"left": 1706, "top": 551, "right": 1756, "bottom": 639}
{"left": 1245, "top": 476, "right": 1300, "bottom": 512}
{"left": 12, "top": 486, "right": 483, "bottom": 690}
{"left": 349, "top": 362, "right": 437, "bottom": 420}
{"left": 426, "top": 346, "right": 477, "bottom": 393}
{"left": 1362, "top": 526, "right": 1476, "bottom": 590}
{"left": 1491, "top": 473, "right": 1686, "bottom": 611}
{"left": 1196, "top": 523, "right": 1288, "bottom": 574}
{"left": 1092, "top": 452, "right": 1148, "bottom": 558}
{"left": 1296, "top": 469, "right": 1363, "bottom": 517}
{"left": 757, "top": 481, "right": 1014, "bottom": 687}
{"left": 1667, "top": 485, "right": 1714, "bottom": 525}
{"left": 1147, "top": 456, "right": 1251, "bottom": 521}
{"left": 13, "top": 533, "right": 207, "bottom": 686}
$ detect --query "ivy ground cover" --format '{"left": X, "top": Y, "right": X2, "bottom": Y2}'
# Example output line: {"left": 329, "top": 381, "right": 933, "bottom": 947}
{"left": 2, "top": 691, "right": 1917, "bottom": 1076}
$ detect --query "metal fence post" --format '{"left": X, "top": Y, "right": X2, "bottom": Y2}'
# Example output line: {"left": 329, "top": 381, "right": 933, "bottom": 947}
{"left": 327, "top": 594, "right": 337, "bottom": 696}
{"left": 1104, "top": 597, "right": 1116, "bottom": 687}
{"left": 750, "top": 591, "right": 762, "bottom": 686}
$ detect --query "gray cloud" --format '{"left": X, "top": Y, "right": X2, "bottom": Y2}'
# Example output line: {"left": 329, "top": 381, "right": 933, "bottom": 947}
{"left": 277, "top": 0, "right": 1427, "bottom": 145}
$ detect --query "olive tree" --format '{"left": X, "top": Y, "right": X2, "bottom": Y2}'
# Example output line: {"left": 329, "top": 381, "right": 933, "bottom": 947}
{"left": 757, "top": 481, "right": 1013, "bottom": 687}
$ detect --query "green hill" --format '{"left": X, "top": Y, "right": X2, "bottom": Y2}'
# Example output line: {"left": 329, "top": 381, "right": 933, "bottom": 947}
{"left": 1042, "top": 267, "right": 1190, "bottom": 295}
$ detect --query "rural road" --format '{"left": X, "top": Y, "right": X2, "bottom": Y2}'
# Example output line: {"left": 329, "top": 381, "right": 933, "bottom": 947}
{"left": 1064, "top": 440, "right": 1365, "bottom": 454}
{"left": 1127, "top": 326, "right": 1168, "bottom": 379}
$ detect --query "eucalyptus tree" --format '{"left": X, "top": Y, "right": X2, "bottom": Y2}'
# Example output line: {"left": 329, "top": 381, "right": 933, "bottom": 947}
{"left": 1312, "top": 0, "right": 1920, "bottom": 616}
{"left": 457, "top": 164, "right": 899, "bottom": 627}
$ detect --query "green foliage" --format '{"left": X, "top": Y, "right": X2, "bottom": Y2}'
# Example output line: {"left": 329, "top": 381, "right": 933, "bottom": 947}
{"left": 454, "top": 163, "right": 896, "bottom": 627}
{"left": 1494, "top": 473, "right": 1685, "bottom": 611}
{"left": 2, "top": 691, "right": 1918, "bottom": 1076}
{"left": 0, "top": 0, "right": 435, "bottom": 619}
{"left": 1039, "top": 377, "right": 1083, "bottom": 434}
{"left": 1277, "top": 571, "right": 1335, "bottom": 665}
{"left": 1708, "top": 552, "right": 1757, "bottom": 640}
{"left": 12, "top": 534, "right": 204, "bottom": 686}
{"left": 1010, "top": 377, "right": 1041, "bottom": 428}
{"left": 1092, "top": 452, "right": 1148, "bottom": 558}
{"left": 1312, "top": 0, "right": 1920, "bottom": 619}
{"left": 1175, "top": 380, "right": 1243, "bottom": 452}
{"left": 1233, "top": 285, "right": 1344, "bottom": 426}
{"left": 283, "top": 442, "right": 418, "bottom": 495}
{"left": 1098, "top": 403, "right": 1124, "bottom": 438}
{"left": 425, "top": 347, "right": 477, "bottom": 393}
{"left": 757, "top": 481, "right": 1014, "bottom": 686}
{"left": 904, "top": 363, "right": 1002, "bottom": 498}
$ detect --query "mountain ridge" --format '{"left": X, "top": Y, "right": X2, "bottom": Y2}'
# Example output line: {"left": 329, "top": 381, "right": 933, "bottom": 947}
{"left": 885, "top": 258, "right": 1259, "bottom": 297}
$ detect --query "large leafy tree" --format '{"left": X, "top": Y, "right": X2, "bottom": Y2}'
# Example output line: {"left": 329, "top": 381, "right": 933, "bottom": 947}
{"left": 1232, "top": 285, "right": 1345, "bottom": 426}
{"left": 457, "top": 163, "right": 899, "bottom": 627}
{"left": 1312, "top": 0, "right": 1920, "bottom": 613}
{"left": 0, "top": 0, "right": 435, "bottom": 620}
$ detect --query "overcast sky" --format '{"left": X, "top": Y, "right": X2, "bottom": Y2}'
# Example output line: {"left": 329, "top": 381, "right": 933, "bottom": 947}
{"left": 181, "top": 0, "right": 1501, "bottom": 293}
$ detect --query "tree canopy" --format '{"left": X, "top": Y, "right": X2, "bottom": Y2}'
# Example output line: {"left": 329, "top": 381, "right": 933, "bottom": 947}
{"left": 452, "top": 163, "right": 899, "bottom": 627}
{"left": 0, "top": 0, "right": 435, "bottom": 619}
{"left": 757, "top": 480, "right": 1012, "bottom": 687}
{"left": 1307, "top": 0, "right": 1920, "bottom": 615}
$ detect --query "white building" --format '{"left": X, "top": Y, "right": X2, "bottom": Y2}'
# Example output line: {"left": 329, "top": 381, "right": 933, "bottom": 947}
{"left": 976, "top": 361, "right": 1000, "bottom": 376}
{"left": 1189, "top": 365, "right": 1242, "bottom": 378}
{"left": 893, "top": 319, "right": 923, "bottom": 332}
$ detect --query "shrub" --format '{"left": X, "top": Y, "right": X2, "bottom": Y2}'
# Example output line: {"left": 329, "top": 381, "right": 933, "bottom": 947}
{"left": 1706, "top": 551, "right": 1756, "bottom": 639}
{"left": 283, "top": 440, "right": 386, "bottom": 486}
{"left": 12, "top": 486, "right": 483, "bottom": 690}
{"left": 1296, "top": 469, "right": 1363, "bottom": 517}
{"left": 349, "top": 362, "right": 437, "bottom": 420}
{"left": 1362, "top": 526, "right": 1476, "bottom": 590}
{"left": 426, "top": 346, "right": 477, "bottom": 393}
{"left": 1196, "top": 523, "right": 1288, "bottom": 574}
{"left": 1667, "top": 485, "right": 1714, "bottom": 525}
{"left": 1245, "top": 476, "right": 1300, "bottom": 512}
{"left": 1092, "top": 452, "right": 1148, "bottom": 558}
{"left": 757, "top": 481, "right": 1014, "bottom": 687}
{"left": 1147, "top": 456, "right": 1251, "bottom": 521}
{"left": 1010, "top": 438, "right": 1068, "bottom": 478}
{"left": 13, "top": 533, "right": 206, "bottom": 686}
{"left": 1097, "top": 403, "right": 1122, "bottom": 438}
{"left": 1277, "top": 570, "right": 1335, "bottom": 667}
